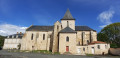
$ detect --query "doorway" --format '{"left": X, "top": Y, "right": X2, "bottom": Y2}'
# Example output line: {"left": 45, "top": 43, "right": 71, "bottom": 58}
{"left": 91, "top": 47, "right": 95, "bottom": 54}
{"left": 77, "top": 48, "right": 81, "bottom": 54}
{"left": 66, "top": 46, "right": 69, "bottom": 52}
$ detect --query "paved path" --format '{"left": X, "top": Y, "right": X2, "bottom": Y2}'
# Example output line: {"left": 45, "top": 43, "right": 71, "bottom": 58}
{"left": 0, "top": 50, "right": 120, "bottom": 58}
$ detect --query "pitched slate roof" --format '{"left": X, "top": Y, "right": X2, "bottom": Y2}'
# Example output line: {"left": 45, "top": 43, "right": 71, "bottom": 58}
{"left": 26, "top": 25, "right": 96, "bottom": 32}
{"left": 75, "top": 26, "right": 96, "bottom": 31}
{"left": 61, "top": 9, "right": 75, "bottom": 20}
{"left": 26, "top": 26, "right": 54, "bottom": 31}
{"left": 59, "top": 27, "right": 77, "bottom": 33}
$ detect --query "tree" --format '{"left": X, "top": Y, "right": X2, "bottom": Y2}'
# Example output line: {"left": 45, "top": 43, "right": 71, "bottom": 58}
{"left": 97, "top": 22, "right": 120, "bottom": 48}
{"left": 0, "top": 35, "right": 5, "bottom": 48}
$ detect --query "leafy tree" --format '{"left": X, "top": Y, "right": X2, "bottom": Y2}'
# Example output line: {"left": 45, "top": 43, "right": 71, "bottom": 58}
{"left": 97, "top": 22, "right": 120, "bottom": 48}
{"left": 0, "top": 35, "right": 5, "bottom": 47}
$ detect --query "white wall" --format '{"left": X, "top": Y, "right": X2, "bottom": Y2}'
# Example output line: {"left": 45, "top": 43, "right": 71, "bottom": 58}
{"left": 3, "top": 38, "right": 21, "bottom": 49}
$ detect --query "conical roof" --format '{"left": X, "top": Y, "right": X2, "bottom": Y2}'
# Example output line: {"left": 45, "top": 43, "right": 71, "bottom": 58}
{"left": 61, "top": 9, "right": 75, "bottom": 20}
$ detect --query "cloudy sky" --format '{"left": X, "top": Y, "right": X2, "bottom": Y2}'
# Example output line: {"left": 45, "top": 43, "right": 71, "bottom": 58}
{"left": 0, "top": 0, "right": 120, "bottom": 36}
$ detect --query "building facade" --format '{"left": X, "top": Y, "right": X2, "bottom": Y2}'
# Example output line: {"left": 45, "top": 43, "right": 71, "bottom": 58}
{"left": 3, "top": 32, "right": 23, "bottom": 49}
{"left": 20, "top": 9, "right": 110, "bottom": 55}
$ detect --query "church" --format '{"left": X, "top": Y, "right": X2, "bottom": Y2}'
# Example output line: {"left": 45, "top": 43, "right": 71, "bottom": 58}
{"left": 21, "top": 9, "right": 110, "bottom": 55}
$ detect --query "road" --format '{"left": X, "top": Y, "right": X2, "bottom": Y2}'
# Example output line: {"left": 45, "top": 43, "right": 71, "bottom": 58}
{"left": 0, "top": 50, "right": 119, "bottom": 58}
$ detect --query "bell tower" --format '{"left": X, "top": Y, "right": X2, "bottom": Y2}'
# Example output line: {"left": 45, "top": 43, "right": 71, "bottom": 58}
{"left": 61, "top": 9, "right": 75, "bottom": 30}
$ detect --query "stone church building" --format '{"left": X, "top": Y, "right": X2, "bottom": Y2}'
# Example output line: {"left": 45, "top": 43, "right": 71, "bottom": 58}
{"left": 21, "top": 9, "right": 110, "bottom": 55}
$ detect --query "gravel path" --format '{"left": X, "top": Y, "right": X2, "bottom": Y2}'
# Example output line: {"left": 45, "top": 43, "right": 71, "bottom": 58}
{"left": 0, "top": 50, "right": 119, "bottom": 58}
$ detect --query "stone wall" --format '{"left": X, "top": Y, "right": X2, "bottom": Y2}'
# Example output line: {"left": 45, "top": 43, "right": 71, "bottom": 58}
{"left": 59, "top": 33, "right": 77, "bottom": 54}
{"left": 76, "top": 31, "right": 97, "bottom": 46}
{"left": 20, "top": 31, "right": 52, "bottom": 51}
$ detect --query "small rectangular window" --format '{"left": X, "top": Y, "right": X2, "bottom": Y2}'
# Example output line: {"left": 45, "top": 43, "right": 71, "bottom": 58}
{"left": 97, "top": 45, "right": 100, "bottom": 49}
{"left": 105, "top": 45, "right": 107, "bottom": 49}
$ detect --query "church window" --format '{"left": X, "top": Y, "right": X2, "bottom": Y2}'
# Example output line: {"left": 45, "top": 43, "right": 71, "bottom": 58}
{"left": 43, "top": 34, "right": 45, "bottom": 40}
{"left": 66, "top": 36, "right": 69, "bottom": 42}
{"left": 31, "top": 34, "right": 33, "bottom": 40}
{"left": 97, "top": 45, "right": 100, "bottom": 49}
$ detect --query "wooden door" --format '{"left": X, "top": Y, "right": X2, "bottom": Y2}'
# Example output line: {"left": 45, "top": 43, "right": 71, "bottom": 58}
{"left": 66, "top": 46, "right": 69, "bottom": 52}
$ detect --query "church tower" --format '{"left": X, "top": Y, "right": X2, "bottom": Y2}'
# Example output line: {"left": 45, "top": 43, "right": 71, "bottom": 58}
{"left": 61, "top": 9, "right": 75, "bottom": 30}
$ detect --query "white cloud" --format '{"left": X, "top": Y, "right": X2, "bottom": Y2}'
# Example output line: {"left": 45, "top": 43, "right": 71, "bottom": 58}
{"left": 97, "top": 7, "right": 115, "bottom": 28}
{"left": 0, "top": 23, "right": 27, "bottom": 36}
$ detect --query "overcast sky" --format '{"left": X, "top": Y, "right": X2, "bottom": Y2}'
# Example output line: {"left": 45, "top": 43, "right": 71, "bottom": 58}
{"left": 0, "top": 0, "right": 120, "bottom": 36}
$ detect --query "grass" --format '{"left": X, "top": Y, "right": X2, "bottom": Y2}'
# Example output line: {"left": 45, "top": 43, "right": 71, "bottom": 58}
{"left": 7, "top": 50, "right": 60, "bottom": 55}
{"left": 86, "top": 54, "right": 94, "bottom": 56}
{"left": 31, "top": 50, "right": 52, "bottom": 54}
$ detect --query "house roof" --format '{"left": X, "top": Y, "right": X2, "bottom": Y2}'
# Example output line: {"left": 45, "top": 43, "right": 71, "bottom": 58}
{"left": 26, "top": 25, "right": 96, "bottom": 32}
{"left": 59, "top": 27, "right": 77, "bottom": 33}
{"left": 7, "top": 33, "right": 24, "bottom": 39}
{"left": 61, "top": 9, "right": 75, "bottom": 20}
{"left": 88, "top": 41, "right": 107, "bottom": 45}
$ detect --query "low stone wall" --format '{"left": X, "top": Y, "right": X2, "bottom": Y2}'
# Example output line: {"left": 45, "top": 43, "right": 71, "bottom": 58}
{"left": 109, "top": 48, "right": 120, "bottom": 56}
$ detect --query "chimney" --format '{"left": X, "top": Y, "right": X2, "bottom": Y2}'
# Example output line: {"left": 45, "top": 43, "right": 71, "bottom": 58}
{"left": 17, "top": 32, "right": 19, "bottom": 34}
{"left": 7, "top": 36, "right": 9, "bottom": 38}
{"left": 20, "top": 32, "right": 22, "bottom": 34}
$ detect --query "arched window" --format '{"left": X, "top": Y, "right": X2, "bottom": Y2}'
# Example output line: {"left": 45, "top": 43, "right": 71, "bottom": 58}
{"left": 66, "top": 36, "right": 69, "bottom": 42}
{"left": 43, "top": 34, "right": 45, "bottom": 40}
{"left": 31, "top": 33, "right": 33, "bottom": 40}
